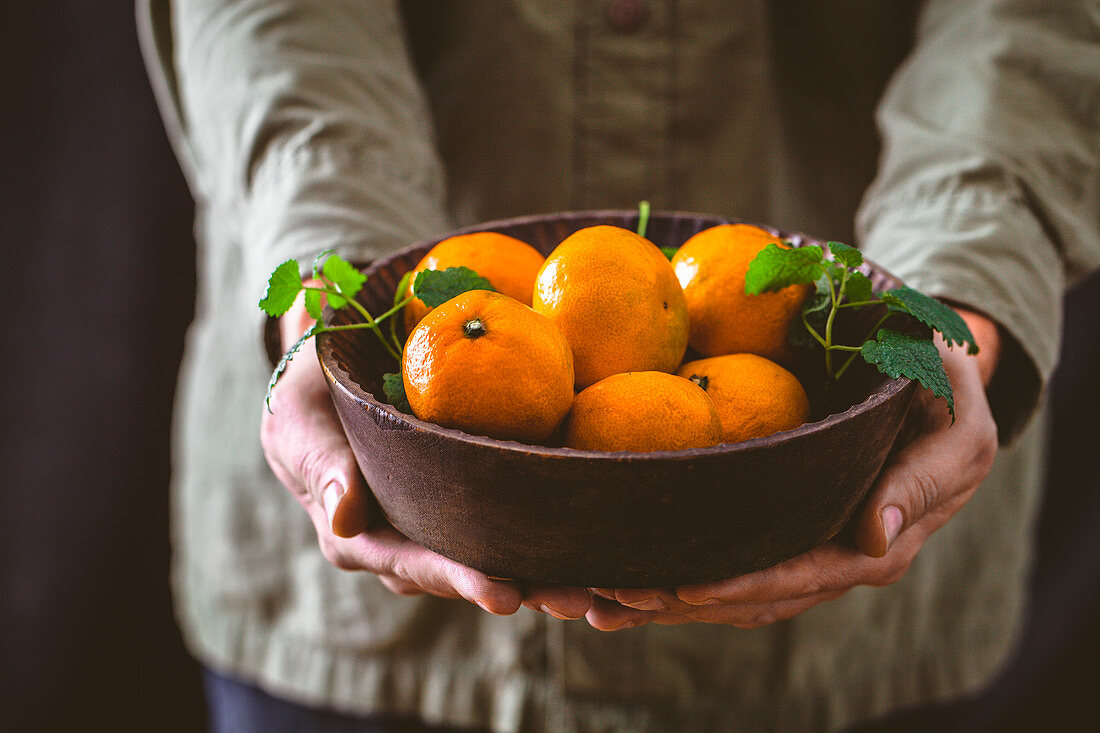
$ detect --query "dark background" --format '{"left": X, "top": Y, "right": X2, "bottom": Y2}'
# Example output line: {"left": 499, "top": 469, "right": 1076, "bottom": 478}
{"left": 1, "top": 3, "right": 1095, "bottom": 731}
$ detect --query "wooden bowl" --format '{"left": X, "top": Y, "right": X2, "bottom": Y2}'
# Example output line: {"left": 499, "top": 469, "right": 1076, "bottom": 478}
{"left": 318, "top": 211, "right": 917, "bottom": 588}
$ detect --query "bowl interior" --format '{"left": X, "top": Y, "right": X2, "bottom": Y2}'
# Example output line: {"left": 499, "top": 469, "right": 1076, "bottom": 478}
{"left": 314, "top": 211, "right": 917, "bottom": 585}
{"left": 321, "top": 209, "right": 907, "bottom": 441}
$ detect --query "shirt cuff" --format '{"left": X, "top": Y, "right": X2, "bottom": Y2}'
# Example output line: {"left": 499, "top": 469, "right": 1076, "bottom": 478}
{"left": 243, "top": 141, "right": 449, "bottom": 360}
{"left": 858, "top": 185, "right": 1064, "bottom": 444}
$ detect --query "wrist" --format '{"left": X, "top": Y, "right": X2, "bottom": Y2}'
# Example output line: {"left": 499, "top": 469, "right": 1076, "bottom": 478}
{"left": 951, "top": 306, "right": 1002, "bottom": 387}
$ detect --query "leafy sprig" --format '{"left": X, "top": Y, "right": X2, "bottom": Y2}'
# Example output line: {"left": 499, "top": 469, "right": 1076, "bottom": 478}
{"left": 745, "top": 241, "right": 977, "bottom": 418}
{"left": 259, "top": 251, "right": 493, "bottom": 410}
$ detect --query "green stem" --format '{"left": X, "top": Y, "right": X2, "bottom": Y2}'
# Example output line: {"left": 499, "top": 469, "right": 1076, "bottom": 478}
{"left": 801, "top": 309, "right": 830, "bottom": 350}
{"left": 309, "top": 283, "right": 401, "bottom": 361}
{"left": 347, "top": 298, "right": 401, "bottom": 360}
{"left": 636, "top": 200, "right": 651, "bottom": 239}
{"left": 833, "top": 311, "right": 892, "bottom": 380}
{"left": 313, "top": 322, "right": 383, "bottom": 334}
{"left": 390, "top": 271, "right": 415, "bottom": 352}
{"left": 837, "top": 298, "right": 882, "bottom": 309}
{"left": 834, "top": 351, "right": 861, "bottom": 381}
{"left": 375, "top": 295, "right": 415, "bottom": 327}
{"left": 823, "top": 269, "right": 846, "bottom": 380}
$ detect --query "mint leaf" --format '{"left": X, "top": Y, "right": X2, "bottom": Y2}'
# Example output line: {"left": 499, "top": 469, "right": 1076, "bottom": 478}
{"left": 304, "top": 289, "right": 324, "bottom": 320}
{"left": 843, "top": 270, "right": 874, "bottom": 304}
{"left": 826, "top": 240, "right": 863, "bottom": 268}
{"left": 744, "top": 243, "right": 825, "bottom": 295}
{"left": 259, "top": 259, "right": 304, "bottom": 317}
{"left": 321, "top": 255, "right": 367, "bottom": 309}
{"left": 861, "top": 328, "right": 954, "bottom": 419}
{"left": 265, "top": 324, "right": 318, "bottom": 412}
{"left": 382, "top": 372, "right": 412, "bottom": 414}
{"left": 881, "top": 287, "right": 978, "bottom": 354}
{"left": 413, "top": 266, "right": 495, "bottom": 309}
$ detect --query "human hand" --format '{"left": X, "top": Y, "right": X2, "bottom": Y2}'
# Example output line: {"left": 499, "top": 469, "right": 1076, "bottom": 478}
{"left": 260, "top": 292, "right": 591, "bottom": 617}
{"left": 580, "top": 309, "right": 1001, "bottom": 631}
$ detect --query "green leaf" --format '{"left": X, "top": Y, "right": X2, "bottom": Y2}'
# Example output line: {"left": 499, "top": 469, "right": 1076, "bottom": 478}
{"left": 861, "top": 328, "right": 955, "bottom": 419}
{"left": 744, "top": 243, "right": 825, "bottom": 295}
{"left": 303, "top": 289, "right": 324, "bottom": 320}
{"left": 826, "top": 240, "right": 863, "bottom": 268}
{"left": 265, "top": 324, "right": 318, "bottom": 412}
{"left": 843, "top": 271, "right": 874, "bottom": 304}
{"left": 413, "top": 266, "right": 495, "bottom": 309}
{"left": 660, "top": 246, "right": 679, "bottom": 260}
{"left": 258, "top": 259, "right": 304, "bottom": 317}
{"left": 881, "top": 287, "right": 978, "bottom": 354}
{"left": 382, "top": 372, "right": 412, "bottom": 414}
{"left": 322, "top": 255, "right": 367, "bottom": 309}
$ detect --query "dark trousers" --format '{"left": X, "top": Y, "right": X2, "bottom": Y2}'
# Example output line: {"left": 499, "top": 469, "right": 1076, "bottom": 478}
{"left": 202, "top": 668, "right": 487, "bottom": 733}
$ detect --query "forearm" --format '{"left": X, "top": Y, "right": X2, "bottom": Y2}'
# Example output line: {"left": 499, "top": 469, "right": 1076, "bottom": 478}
{"left": 169, "top": 0, "right": 450, "bottom": 287}
{"left": 858, "top": 0, "right": 1100, "bottom": 441}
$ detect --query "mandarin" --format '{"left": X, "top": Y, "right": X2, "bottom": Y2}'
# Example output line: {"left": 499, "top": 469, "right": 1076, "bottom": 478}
{"left": 671, "top": 224, "right": 811, "bottom": 363}
{"left": 562, "top": 371, "right": 723, "bottom": 452}
{"left": 677, "top": 353, "right": 810, "bottom": 443}
{"left": 533, "top": 225, "right": 688, "bottom": 389}
{"left": 402, "top": 290, "right": 574, "bottom": 443}
{"left": 403, "top": 231, "right": 545, "bottom": 335}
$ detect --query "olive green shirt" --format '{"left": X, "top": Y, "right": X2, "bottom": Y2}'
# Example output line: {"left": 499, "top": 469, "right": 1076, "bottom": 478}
{"left": 139, "top": 1, "right": 1100, "bottom": 730}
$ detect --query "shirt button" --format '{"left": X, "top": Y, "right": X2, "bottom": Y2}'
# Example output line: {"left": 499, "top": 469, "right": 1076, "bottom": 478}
{"left": 605, "top": 0, "right": 649, "bottom": 33}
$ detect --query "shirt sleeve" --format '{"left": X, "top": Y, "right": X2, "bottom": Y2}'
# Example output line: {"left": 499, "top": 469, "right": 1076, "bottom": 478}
{"left": 160, "top": 0, "right": 450, "bottom": 288}
{"left": 856, "top": 0, "right": 1100, "bottom": 442}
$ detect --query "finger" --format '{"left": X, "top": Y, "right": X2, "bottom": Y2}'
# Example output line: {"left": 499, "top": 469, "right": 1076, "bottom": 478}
{"left": 675, "top": 537, "right": 917, "bottom": 607}
{"left": 610, "top": 587, "right": 687, "bottom": 614}
{"left": 674, "top": 589, "right": 848, "bottom": 628}
{"left": 854, "top": 339, "right": 997, "bottom": 558}
{"left": 379, "top": 575, "right": 428, "bottom": 597}
{"left": 522, "top": 584, "right": 592, "bottom": 619}
{"left": 584, "top": 595, "right": 674, "bottom": 631}
{"left": 261, "top": 336, "right": 371, "bottom": 535}
{"left": 329, "top": 480, "right": 373, "bottom": 538}
{"left": 335, "top": 528, "right": 523, "bottom": 615}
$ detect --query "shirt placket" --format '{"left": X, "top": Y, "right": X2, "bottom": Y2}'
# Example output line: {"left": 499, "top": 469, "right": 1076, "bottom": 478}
{"left": 571, "top": 0, "right": 677, "bottom": 210}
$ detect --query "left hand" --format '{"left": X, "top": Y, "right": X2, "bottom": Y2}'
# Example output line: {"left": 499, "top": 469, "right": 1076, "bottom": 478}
{"left": 577, "top": 309, "right": 1001, "bottom": 631}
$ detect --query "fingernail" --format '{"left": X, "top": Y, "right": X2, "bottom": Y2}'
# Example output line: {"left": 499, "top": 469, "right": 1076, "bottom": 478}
{"left": 322, "top": 482, "right": 345, "bottom": 532}
{"left": 881, "top": 505, "right": 904, "bottom": 552}
{"left": 539, "top": 604, "right": 571, "bottom": 620}
{"left": 612, "top": 618, "right": 643, "bottom": 631}
{"left": 624, "top": 597, "right": 667, "bottom": 612}
{"left": 678, "top": 594, "right": 721, "bottom": 606}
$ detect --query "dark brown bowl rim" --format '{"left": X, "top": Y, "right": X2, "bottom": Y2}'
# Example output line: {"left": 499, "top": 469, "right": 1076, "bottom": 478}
{"left": 318, "top": 209, "right": 914, "bottom": 462}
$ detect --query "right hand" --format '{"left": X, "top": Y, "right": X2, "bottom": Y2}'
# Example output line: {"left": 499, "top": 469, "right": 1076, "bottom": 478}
{"left": 260, "top": 294, "right": 591, "bottom": 619}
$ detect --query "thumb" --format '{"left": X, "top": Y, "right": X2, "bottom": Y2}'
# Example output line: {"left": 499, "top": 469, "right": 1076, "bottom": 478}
{"left": 854, "top": 399, "right": 957, "bottom": 558}
{"left": 855, "top": 499, "right": 908, "bottom": 560}
{"left": 302, "top": 442, "right": 373, "bottom": 539}
{"left": 854, "top": 356, "right": 995, "bottom": 558}
{"left": 262, "top": 333, "right": 372, "bottom": 538}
